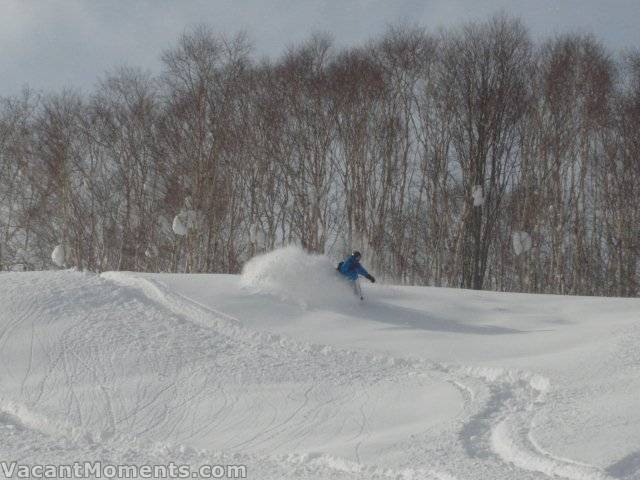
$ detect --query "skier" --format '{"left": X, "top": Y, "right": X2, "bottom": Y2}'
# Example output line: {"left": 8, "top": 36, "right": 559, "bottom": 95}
{"left": 337, "top": 250, "right": 375, "bottom": 300}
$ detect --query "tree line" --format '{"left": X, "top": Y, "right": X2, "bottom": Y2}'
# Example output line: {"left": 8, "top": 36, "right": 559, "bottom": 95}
{"left": 1, "top": 15, "right": 638, "bottom": 296}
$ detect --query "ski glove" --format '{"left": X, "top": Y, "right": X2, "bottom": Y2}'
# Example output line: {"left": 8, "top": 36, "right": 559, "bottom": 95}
{"left": 366, "top": 274, "right": 376, "bottom": 283}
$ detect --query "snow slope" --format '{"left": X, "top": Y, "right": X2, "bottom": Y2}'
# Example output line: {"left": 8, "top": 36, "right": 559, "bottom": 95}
{"left": 1, "top": 252, "right": 639, "bottom": 479}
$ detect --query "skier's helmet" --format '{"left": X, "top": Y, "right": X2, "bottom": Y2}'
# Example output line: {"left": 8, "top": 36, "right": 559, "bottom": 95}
{"left": 352, "top": 250, "right": 362, "bottom": 260}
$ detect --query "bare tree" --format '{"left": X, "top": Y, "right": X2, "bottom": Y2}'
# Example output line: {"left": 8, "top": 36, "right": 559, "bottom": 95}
{"left": 441, "top": 16, "right": 532, "bottom": 289}
{"left": 0, "top": 19, "right": 637, "bottom": 297}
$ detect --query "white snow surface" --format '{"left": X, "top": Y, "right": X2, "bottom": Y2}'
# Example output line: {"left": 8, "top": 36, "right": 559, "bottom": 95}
{"left": 1, "top": 250, "right": 640, "bottom": 479}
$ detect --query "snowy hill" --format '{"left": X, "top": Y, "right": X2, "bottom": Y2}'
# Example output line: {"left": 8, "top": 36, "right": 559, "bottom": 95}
{"left": 1, "top": 251, "right": 639, "bottom": 479}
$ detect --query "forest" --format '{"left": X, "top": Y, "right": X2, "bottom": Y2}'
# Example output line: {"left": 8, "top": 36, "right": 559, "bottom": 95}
{"left": 0, "top": 15, "right": 638, "bottom": 296}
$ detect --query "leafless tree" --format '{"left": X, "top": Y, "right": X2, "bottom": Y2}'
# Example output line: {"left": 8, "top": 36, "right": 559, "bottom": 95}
{"left": 0, "top": 18, "right": 637, "bottom": 297}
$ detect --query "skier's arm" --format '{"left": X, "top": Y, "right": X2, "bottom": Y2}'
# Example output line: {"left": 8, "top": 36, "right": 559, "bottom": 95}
{"left": 356, "top": 264, "right": 375, "bottom": 282}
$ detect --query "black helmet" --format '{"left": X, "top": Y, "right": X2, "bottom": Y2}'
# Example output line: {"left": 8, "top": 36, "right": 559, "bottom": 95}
{"left": 352, "top": 250, "right": 361, "bottom": 259}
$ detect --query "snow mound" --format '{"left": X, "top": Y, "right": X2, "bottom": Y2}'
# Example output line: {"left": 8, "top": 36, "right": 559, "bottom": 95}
{"left": 512, "top": 231, "right": 532, "bottom": 256}
{"left": 472, "top": 185, "right": 484, "bottom": 207}
{"left": 172, "top": 210, "right": 201, "bottom": 236}
{"left": 172, "top": 214, "right": 188, "bottom": 235}
{"left": 51, "top": 244, "right": 65, "bottom": 267}
{"left": 241, "top": 246, "right": 352, "bottom": 307}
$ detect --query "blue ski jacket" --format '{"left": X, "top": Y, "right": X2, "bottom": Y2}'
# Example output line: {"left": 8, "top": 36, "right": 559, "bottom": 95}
{"left": 338, "top": 254, "right": 369, "bottom": 281}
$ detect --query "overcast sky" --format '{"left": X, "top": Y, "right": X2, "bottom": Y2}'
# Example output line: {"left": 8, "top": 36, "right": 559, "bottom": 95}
{"left": 2, "top": 0, "right": 639, "bottom": 96}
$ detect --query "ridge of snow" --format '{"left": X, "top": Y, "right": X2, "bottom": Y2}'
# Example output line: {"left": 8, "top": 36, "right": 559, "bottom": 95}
{"left": 103, "top": 270, "right": 612, "bottom": 479}
{"left": 1, "top": 266, "right": 635, "bottom": 479}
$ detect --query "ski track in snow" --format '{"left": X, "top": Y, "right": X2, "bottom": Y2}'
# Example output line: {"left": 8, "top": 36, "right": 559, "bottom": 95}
{"left": 0, "top": 270, "right": 619, "bottom": 479}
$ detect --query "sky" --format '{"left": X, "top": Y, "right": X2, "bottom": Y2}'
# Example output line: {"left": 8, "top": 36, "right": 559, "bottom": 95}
{"left": 2, "top": 0, "right": 640, "bottom": 97}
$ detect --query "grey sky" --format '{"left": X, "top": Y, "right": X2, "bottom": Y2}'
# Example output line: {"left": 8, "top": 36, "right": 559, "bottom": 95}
{"left": 2, "top": 0, "right": 639, "bottom": 96}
